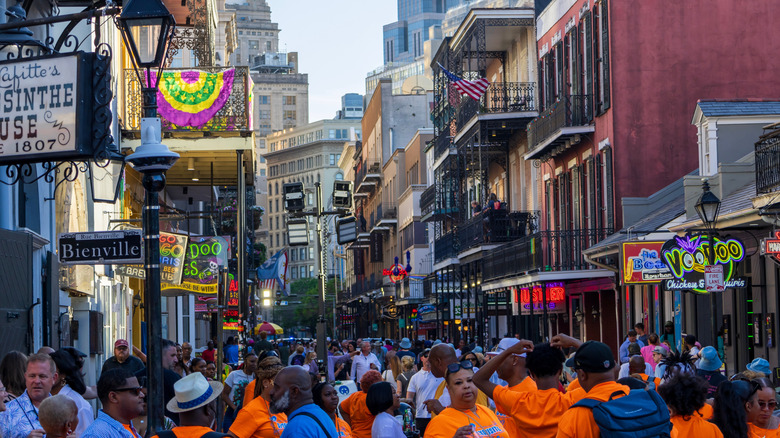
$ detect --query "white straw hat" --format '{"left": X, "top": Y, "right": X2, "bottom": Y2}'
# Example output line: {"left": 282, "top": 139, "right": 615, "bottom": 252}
{"left": 166, "top": 372, "right": 224, "bottom": 413}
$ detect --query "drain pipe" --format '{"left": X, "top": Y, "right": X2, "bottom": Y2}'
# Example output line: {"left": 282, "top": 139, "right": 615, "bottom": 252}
{"left": 583, "top": 252, "right": 619, "bottom": 273}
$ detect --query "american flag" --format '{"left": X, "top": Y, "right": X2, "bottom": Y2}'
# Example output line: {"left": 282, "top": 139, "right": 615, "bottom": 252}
{"left": 258, "top": 279, "right": 276, "bottom": 291}
{"left": 438, "top": 63, "right": 490, "bottom": 101}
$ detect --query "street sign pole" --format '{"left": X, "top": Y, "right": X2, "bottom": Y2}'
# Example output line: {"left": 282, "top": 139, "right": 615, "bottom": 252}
{"left": 315, "top": 182, "right": 327, "bottom": 371}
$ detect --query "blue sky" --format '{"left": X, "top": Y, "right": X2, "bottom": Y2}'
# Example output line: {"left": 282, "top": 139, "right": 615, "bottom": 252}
{"left": 267, "top": 0, "right": 397, "bottom": 121}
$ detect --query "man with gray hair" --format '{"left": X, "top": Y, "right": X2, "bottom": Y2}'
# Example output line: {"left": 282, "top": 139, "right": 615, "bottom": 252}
{"left": 349, "top": 341, "right": 381, "bottom": 385}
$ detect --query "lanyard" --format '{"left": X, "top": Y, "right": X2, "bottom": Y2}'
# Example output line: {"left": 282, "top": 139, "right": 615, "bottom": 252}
{"left": 15, "top": 397, "right": 38, "bottom": 429}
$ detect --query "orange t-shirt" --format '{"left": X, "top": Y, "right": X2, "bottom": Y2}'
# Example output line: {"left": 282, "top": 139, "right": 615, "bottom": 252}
{"left": 495, "top": 385, "right": 586, "bottom": 438}
{"left": 556, "top": 381, "right": 632, "bottom": 438}
{"left": 748, "top": 423, "right": 780, "bottom": 438}
{"left": 669, "top": 415, "right": 723, "bottom": 438}
{"left": 151, "top": 426, "right": 214, "bottom": 438}
{"left": 637, "top": 373, "right": 661, "bottom": 388}
{"left": 339, "top": 391, "right": 375, "bottom": 438}
{"left": 696, "top": 403, "right": 713, "bottom": 420}
{"left": 230, "top": 396, "right": 288, "bottom": 438}
{"left": 567, "top": 378, "right": 582, "bottom": 392}
{"left": 123, "top": 424, "right": 141, "bottom": 438}
{"left": 495, "top": 378, "right": 537, "bottom": 438}
{"left": 425, "top": 404, "right": 510, "bottom": 438}
{"left": 336, "top": 417, "right": 354, "bottom": 438}
{"left": 243, "top": 379, "right": 260, "bottom": 408}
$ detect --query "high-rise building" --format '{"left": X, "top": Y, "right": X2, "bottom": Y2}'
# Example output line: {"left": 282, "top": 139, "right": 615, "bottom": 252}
{"left": 226, "top": 0, "right": 309, "bottom": 249}
{"left": 383, "top": 0, "right": 450, "bottom": 65}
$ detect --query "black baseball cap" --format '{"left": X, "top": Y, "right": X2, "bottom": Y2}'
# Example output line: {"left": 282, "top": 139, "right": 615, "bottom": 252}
{"left": 564, "top": 341, "right": 615, "bottom": 372}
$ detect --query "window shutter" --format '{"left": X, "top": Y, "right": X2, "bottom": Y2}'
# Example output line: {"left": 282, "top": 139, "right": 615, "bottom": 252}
{"left": 604, "top": 147, "right": 614, "bottom": 232}
{"left": 571, "top": 26, "right": 581, "bottom": 97}
{"left": 538, "top": 59, "right": 545, "bottom": 111}
{"left": 555, "top": 42, "right": 564, "bottom": 100}
{"left": 584, "top": 11, "right": 593, "bottom": 120}
{"left": 595, "top": 153, "right": 603, "bottom": 230}
{"left": 601, "top": 0, "right": 611, "bottom": 110}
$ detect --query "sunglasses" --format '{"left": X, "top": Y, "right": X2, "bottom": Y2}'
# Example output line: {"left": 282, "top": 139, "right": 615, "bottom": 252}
{"left": 113, "top": 386, "right": 143, "bottom": 396}
{"left": 756, "top": 400, "right": 778, "bottom": 410}
{"left": 446, "top": 360, "right": 474, "bottom": 375}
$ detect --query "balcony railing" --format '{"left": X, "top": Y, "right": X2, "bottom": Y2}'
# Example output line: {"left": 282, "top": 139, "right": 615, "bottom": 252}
{"left": 434, "top": 230, "right": 459, "bottom": 263}
{"left": 527, "top": 94, "right": 593, "bottom": 152}
{"left": 455, "top": 82, "right": 537, "bottom": 132}
{"left": 420, "top": 185, "right": 436, "bottom": 217}
{"left": 483, "top": 228, "right": 614, "bottom": 281}
{"left": 458, "top": 209, "right": 538, "bottom": 252}
{"left": 433, "top": 132, "right": 453, "bottom": 161}
{"left": 756, "top": 128, "right": 780, "bottom": 194}
{"left": 382, "top": 202, "right": 397, "bottom": 219}
{"left": 123, "top": 66, "right": 252, "bottom": 133}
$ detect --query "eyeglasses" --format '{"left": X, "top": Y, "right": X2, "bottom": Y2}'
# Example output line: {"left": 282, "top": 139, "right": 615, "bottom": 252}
{"left": 756, "top": 400, "right": 778, "bottom": 410}
{"left": 446, "top": 360, "right": 474, "bottom": 375}
{"left": 113, "top": 386, "right": 143, "bottom": 395}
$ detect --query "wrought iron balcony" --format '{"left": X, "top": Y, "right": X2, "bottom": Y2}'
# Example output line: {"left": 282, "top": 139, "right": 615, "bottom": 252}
{"left": 434, "top": 230, "right": 459, "bottom": 263}
{"left": 455, "top": 82, "right": 537, "bottom": 132}
{"left": 433, "top": 132, "right": 454, "bottom": 161}
{"left": 420, "top": 185, "right": 436, "bottom": 219}
{"left": 482, "top": 228, "right": 614, "bottom": 281}
{"left": 122, "top": 66, "right": 252, "bottom": 134}
{"left": 382, "top": 202, "right": 397, "bottom": 219}
{"left": 457, "top": 209, "right": 538, "bottom": 252}
{"left": 355, "top": 160, "right": 381, "bottom": 193}
{"left": 756, "top": 127, "right": 780, "bottom": 194}
{"left": 526, "top": 94, "right": 594, "bottom": 159}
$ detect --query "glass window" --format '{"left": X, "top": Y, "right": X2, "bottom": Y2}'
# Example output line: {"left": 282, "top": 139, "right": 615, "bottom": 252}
{"left": 309, "top": 247, "right": 314, "bottom": 260}
{"left": 260, "top": 168, "right": 266, "bottom": 176}
{"left": 266, "top": 41, "right": 272, "bottom": 51}
{"left": 301, "top": 266, "right": 307, "bottom": 278}
{"left": 283, "top": 96, "right": 296, "bottom": 105}
{"left": 259, "top": 96, "right": 269, "bottom": 105}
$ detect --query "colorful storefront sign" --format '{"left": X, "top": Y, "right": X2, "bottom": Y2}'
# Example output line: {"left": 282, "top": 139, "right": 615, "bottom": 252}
{"left": 621, "top": 241, "right": 672, "bottom": 284}
{"left": 515, "top": 282, "right": 566, "bottom": 315}
{"left": 162, "top": 236, "right": 231, "bottom": 295}
{"left": 115, "top": 232, "right": 188, "bottom": 284}
{"left": 661, "top": 234, "right": 746, "bottom": 294}
{"left": 760, "top": 231, "right": 780, "bottom": 265}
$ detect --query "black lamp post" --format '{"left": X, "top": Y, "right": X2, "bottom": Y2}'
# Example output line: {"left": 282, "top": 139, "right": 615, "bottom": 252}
{"left": 694, "top": 178, "right": 721, "bottom": 346}
{"left": 117, "top": 0, "right": 177, "bottom": 434}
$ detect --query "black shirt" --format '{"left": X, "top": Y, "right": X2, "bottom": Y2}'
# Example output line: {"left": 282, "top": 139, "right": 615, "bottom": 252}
{"left": 100, "top": 355, "right": 145, "bottom": 376}
{"left": 135, "top": 367, "right": 182, "bottom": 424}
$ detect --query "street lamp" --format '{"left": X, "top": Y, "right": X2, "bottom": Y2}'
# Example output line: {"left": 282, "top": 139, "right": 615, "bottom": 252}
{"left": 695, "top": 178, "right": 721, "bottom": 347}
{"left": 117, "top": 0, "right": 176, "bottom": 435}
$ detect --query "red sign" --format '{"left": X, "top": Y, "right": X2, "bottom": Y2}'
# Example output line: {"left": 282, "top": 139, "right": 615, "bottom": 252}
{"left": 761, "top": 231, "right": 780, "bottom": 265}
{"left": 622, "top": 241, "right": 672, "bottom": 284}
{"left": 383, "top": 264, "right": 407, "bottom": 283}
{"left": 515, "top": 282, "right": 565, "bottom": 315}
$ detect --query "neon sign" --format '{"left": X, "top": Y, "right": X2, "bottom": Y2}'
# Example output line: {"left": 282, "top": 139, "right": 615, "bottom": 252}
{"left": 760, "top": 231, "right": 780, "bottom": 265}
{"left": 621, "top": 242, "right": 672, "bottom": 284}
{"left": 661, "top": 234, "right": 746, "bottom": 294}
{"left": 383, "top": 252, "right": 413, "bottom": 284}
{"left": 515, "top": 282, "right": 565, "bottom": 315}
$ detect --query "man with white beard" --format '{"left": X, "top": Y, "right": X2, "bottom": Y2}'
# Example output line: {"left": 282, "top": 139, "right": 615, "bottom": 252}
{"left": 269, "top": 366, "right": 337, "bottom": 438}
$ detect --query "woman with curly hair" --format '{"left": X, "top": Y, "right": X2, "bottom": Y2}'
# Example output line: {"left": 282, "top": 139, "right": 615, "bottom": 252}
{"left": 657, "top": 373, "right": 722, "bottom": 437}
{"left": 313, "top": 382, "right": 353, "bottom": 438}
{"left": 229, "top": 355, "right": 287, "bottom": 438}
{"left": 712, "top": 380, "right": 752, "bottom": 438}
{"left": 339, "top": 369, "right": 383, "bottom": 438}
{"left": 746, "top": 377, "right": 780, "bottom": 437}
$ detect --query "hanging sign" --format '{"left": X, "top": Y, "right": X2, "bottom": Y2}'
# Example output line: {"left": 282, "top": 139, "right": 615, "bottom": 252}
{"left": 383, "top": 264, "right": 407, "bottom": 283}
{"left": 661, "top": 234, "right": 746, "bottom": 294}
{"left": 704, "top": 265, "right": 725, "bottom": 292}
{"left": 621, "top": 241, "right": 672, "bottom": 284}
{"left": 0, "top": 52, "right": 105, "bottom": 164}
{"left": 760, "top": 231, "right": 780, "bottom": 265}
{"left": 115, "top": 232, "right": 189, "bottom": 284}
{"left": 162, "top": 236, "right": 231, "bottom": 295}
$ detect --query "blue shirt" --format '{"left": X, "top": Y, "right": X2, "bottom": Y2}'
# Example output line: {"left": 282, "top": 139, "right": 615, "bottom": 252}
{"left": 282, "top": 403, "right": 338, "bottom": 438}
{"left": 225, "top": 344, "right": 239, "bottom": 364}
{"left": 81, "top": 410, "right": 140, "bottom": 438}
{"left": 619, "top": 338, "right": 645, "bottom": 363}
{"left": 0, "top": 391, "right": 43, "bottom": 438}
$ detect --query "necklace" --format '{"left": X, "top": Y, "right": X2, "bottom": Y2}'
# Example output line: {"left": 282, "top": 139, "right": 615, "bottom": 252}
{"left": 456, "top": 406, "right": 485, "bottom": 429}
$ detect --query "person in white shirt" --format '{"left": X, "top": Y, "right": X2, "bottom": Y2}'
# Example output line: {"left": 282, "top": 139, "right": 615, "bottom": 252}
{"left": 50, "top": 349, "right": 94, "bottom": 436}
{"left": 350, "top": 341, "right": 382, "bottom": 384}
{"left": 405, "top": 349, "right": 442, "bottom": 436}
{"left": 368, "top": 381, "right": 405, "bottom": 438}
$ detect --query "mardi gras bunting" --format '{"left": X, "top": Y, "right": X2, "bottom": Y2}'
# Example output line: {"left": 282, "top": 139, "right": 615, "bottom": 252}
{"left": 148, "top": 69, "right": 235, "bottom": 128}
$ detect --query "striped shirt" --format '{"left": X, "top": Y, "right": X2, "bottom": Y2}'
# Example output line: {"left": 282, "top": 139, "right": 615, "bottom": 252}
{"left": 81, "top": 410, "right": 140, "bottom": 438}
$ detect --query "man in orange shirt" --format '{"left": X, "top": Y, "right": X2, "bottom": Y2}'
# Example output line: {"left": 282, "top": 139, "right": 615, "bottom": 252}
{"left": 153, "top": 372, "right": 224, "bottom": 438}
{"left": 552, "top": 335, "right": 632, "bottom": 438}
{"left": 477, "top": 338, "right": 537, "bottom": 437}
{"left": 475, "top": 341, "right": 586, "bottom": 438}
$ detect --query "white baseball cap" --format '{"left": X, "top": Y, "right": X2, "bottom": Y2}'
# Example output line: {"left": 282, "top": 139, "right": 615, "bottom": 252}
{"left": 487, "top": 338, "right": 526, "bottom": 357}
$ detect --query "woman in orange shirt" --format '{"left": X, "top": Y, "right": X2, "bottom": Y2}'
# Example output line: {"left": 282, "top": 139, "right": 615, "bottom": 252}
{"left": 657, "top": 373, "right": 723, "bottom": 437}
{"left": 746, "top": 378, "right": 780, "bottom": 438}
{"left": 228, "top": 357, "right": 286, "bottom": 438}
{"left": 313, "top": 382, "right": 353, "bottom": 438}
{"left": 243, "top": 355, "right": 284, "bottom": 408}
{"left": 339, "top": 370, "right": 382, "bottom": 438}
{"left": 425, "top": 361, "right": 509, "bottom": 438}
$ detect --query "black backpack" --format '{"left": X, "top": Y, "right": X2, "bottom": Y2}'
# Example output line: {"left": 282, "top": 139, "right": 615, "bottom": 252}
{"left": 571, "top": 388, "right": 672, "bottom": 437}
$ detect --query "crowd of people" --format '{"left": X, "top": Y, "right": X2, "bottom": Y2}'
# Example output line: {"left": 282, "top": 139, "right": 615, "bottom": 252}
{"left": 0, "top": 326, "right": 778, "bottom": 438}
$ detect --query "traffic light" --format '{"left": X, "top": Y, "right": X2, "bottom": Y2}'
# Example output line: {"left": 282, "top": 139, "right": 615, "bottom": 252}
{"left": 336, "top": 216, "right": 358, "bottom": 244}
{"left": 287, "top": 217, "right": 309, "bottom": 246}
{"left": 332, "top": 180, "right": 353, "bottom": 209}
{"left": 283, "top": 182, "right": 305, "bottom": 212}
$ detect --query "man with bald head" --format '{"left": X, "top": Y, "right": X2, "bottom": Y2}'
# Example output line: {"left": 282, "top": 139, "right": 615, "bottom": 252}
{"left": 424, "top": 343, "right": 489, "bottom": 415}
{"left": 618, "top": 346, "right": 655, "bottom": 379}
{"left": 350, "top": 341, "right": 381, "bottom": 386}
{"left": 270, "top": 366, "right": 337, "bottom": 438}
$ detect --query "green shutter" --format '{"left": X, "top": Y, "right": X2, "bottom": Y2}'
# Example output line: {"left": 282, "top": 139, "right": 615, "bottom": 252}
{"left": 601, "top": 0, "right": 611, "bottom": 111}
